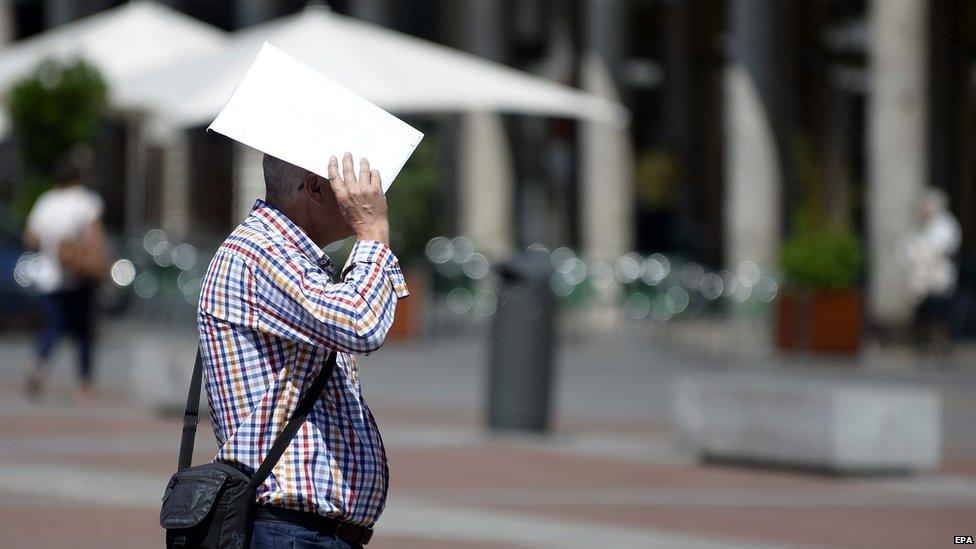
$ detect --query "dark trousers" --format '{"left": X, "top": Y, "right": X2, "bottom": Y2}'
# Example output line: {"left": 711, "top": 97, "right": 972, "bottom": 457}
{"left": 36, "top": 286, "right": 95, "bottom": 382}
{"left": 912, "top": 292, "right": 956, "bottom": 357}
{"left": 251, "top": 520, "right": 358, "bottom": 549}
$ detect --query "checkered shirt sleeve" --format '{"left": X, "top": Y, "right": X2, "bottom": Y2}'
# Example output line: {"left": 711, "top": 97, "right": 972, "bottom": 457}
{"left": 247, "top": 240, "right": 408, "bottom": 355}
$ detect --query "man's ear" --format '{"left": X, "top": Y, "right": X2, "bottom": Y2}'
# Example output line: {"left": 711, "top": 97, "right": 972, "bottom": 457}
{"left": 303, "top": 173, "right": 326, "bottom": 206}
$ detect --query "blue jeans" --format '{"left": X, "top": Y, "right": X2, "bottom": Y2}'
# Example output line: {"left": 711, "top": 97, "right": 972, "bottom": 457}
{"left": 37, "top": 286, "right": 94, "bottom": 382}
{"left": 250, "top": 520, "right": 359, "bottom": 549}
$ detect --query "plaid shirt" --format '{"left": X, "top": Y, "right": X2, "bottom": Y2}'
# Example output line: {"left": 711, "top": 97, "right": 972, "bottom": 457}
{"left": 198, "top": 199, "right": 408, "bottom": 527}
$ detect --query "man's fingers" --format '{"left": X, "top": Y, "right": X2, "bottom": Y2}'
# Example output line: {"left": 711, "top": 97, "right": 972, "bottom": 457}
{"left": 358, "top": 158, "right": 371, "bottom": 187}
{"left": 327, "top": 156, "right": 346, "bottom": 197}
{"left": 327, "top": 155, "right": 339, "bottom": 182}
{"left": 370, "top": 170, "right": 382, "bottom": 191}
{"left": 342, "top": 152, "right": 356, "bottom": 185}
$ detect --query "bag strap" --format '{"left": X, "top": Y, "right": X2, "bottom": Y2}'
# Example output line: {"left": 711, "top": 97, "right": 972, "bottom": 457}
{"left": 248, "top": 351, "right": 337, "bottom": 490}
{"left": 176, "top": 348, "right": 338, "bottom": 486}
{"left": 177, "top": 349, "right": 204, "bottom": 471}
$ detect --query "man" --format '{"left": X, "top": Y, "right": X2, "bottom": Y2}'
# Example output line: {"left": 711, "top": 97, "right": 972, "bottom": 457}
{"left": 198, "top": 152, "right": 407, "bottom": 548}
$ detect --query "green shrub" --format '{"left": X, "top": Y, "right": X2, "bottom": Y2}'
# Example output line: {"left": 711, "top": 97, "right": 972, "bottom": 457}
{"left": 780, "top": 228, "right": 862, "bottom": 291}
{"left": 7, "top": 58, "right": 107, "bottom": 217}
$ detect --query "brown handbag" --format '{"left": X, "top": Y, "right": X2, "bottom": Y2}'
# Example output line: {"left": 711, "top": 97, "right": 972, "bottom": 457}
{"left": 58, "top": 234, "right": 108, "bottom": 282}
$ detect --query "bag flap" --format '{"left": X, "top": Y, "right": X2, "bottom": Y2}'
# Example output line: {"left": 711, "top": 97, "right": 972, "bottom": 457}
{"left": 159, "top": 466, "right": 229, "bottom": 529}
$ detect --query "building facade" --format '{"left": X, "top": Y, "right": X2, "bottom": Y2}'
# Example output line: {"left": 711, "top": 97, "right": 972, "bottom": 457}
{"left": 2, "top": 0, "right": 974, "bottom": 330}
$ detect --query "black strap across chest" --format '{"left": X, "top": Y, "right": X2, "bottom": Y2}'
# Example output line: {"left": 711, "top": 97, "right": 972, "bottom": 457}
{"left": 178, "top": 348, "right": 338, "bottom": 490}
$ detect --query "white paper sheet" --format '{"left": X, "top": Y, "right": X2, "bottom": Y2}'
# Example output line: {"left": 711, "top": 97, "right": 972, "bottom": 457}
{"left": 209, "top": 42, "right": 424, "bottom": 192}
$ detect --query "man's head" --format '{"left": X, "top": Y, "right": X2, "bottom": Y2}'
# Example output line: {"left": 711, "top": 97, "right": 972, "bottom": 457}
{"left": 263, "top": 154, "right": 353, "bottom": 245}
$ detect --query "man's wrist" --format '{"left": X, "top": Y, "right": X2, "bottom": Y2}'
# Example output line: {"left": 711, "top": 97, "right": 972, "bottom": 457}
{"left": 354, "top": 222, "right": 390, "bottom": 245}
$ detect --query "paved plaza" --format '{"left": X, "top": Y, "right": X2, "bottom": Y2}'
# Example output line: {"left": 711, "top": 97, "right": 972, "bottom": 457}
{"left": 1, "top": 321, "right": 975, "bottom": 548}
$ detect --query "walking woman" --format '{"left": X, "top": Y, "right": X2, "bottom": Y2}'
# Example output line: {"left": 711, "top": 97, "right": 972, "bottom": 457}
{"left": 905, "top": 187, "right": 962, "bottom": 366}
{"left": 22, "top": 148, "right": 107, "bottom": 400}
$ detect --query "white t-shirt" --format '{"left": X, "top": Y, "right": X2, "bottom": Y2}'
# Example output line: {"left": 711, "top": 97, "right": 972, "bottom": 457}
{"left": 904, "top": 211, "right": 962, "bottom": 301}
{"left": 26, "top": 185, "right": 104, "bottom": 294}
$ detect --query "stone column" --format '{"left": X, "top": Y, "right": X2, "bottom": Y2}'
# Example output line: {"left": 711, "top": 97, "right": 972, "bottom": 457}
{"left": 235, "top": 0, "right": 276, "bottom": 28}
{"left": 580, "top": 0, "right": 633, "bottom": 264}
{"left": 0, "top": 1, "right": 9, "bottom": 136}
{"left": 0, "top": 0, "right": 13, "bottom": 44}
{"left": 160, "top": 130, "right": 191, "bottom": 239}
{"left": 867, "top": 0, "right": 929, "bottom": 326}
{"left": 724, "top": 65, "right": 781, "bottom": 269}
{"left": 44, "top": 0, "right": 79, "bottom": 28}
{"left": 456, "top": 0, "right": 514, "bottom": 259}
{"left": 124, "top": 117, "right": 149, "bottom": 236}
{"left": 349, "top": 0, "right": 389, "bottom": 25}
{"left": 233, "top": 144, "right": 265, "bottom": 223}
{"left": 459, "top": 112, "right": 515, "bottom": 259}
{"left": 723, "top": 0, "right": 798, "bottom": 272}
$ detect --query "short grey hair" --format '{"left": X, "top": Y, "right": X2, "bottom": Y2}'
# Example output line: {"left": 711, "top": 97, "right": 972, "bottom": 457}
{"left": 263, "top": 154, "right": 308, "bottom": 206}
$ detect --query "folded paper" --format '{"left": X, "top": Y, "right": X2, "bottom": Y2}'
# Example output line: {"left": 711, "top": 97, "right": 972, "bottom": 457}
{"left": 209, "top": 42, "right": 424, "bottom": 192}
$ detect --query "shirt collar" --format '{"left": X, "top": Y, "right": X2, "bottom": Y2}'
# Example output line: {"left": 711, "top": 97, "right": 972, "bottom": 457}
{"left": 249, "top": 199, "right": 337, "bottom": 278}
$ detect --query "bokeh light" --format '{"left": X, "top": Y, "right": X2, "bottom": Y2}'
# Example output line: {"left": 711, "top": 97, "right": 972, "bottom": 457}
{"left": 110, "top": 259, "right": 137, "bottom": 287}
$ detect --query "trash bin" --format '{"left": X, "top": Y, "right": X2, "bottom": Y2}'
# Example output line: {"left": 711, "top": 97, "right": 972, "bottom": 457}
{"left": 487, "top": 250, "right": 555, "bottom": 433}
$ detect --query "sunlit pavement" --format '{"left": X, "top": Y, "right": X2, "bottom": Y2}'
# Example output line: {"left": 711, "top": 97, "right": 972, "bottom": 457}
{"left": 1, "top": 321, "right": 975, "bottom": 548}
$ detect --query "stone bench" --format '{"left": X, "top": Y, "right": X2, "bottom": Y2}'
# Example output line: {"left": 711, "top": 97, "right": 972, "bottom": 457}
{"left": 672, "top": 374, "right": 942, "bottom": 473}
{"left": 130, "top": 330, "right": 201, "bottom": 415}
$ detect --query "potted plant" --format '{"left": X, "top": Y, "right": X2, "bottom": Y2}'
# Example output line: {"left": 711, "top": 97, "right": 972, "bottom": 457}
{"left": 776, "top": 228, "right": 863, "bottom": 353}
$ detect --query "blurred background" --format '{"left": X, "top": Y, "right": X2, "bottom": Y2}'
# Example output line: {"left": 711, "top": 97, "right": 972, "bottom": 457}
{"left": 0, "top": 0, "right": 974, "bottom": 547}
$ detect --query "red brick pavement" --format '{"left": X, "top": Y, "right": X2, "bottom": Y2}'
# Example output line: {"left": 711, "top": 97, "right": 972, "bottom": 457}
{"left": 0, "top": 506, "right": 529, "bottom": 549}
{"left": 488, "top": 504, "right": 976, "bottom": 549}
{"left": 2, "top": 387, "right": 975, "bottom": 548}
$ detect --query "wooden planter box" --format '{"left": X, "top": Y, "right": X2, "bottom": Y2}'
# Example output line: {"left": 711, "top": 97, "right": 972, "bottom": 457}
{"left": 776, "top": 290, "right": 863, "bottom": 353}
{"left": 386, "top": 267, "right": 427, "bottom": 341}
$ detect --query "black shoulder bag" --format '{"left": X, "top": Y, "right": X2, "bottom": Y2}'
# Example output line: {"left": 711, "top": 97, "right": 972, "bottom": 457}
{"left": 160, "top": 349, "right": 337, "bottom": 549}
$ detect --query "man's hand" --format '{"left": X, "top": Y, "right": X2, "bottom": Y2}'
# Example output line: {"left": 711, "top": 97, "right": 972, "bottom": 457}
{"left": 328, "top": 152, "right": 389, "bottom": 245}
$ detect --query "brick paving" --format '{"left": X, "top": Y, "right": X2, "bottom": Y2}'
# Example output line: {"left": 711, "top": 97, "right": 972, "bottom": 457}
{"left": 1, "top": 325, "right": 975, "bottom": 548}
